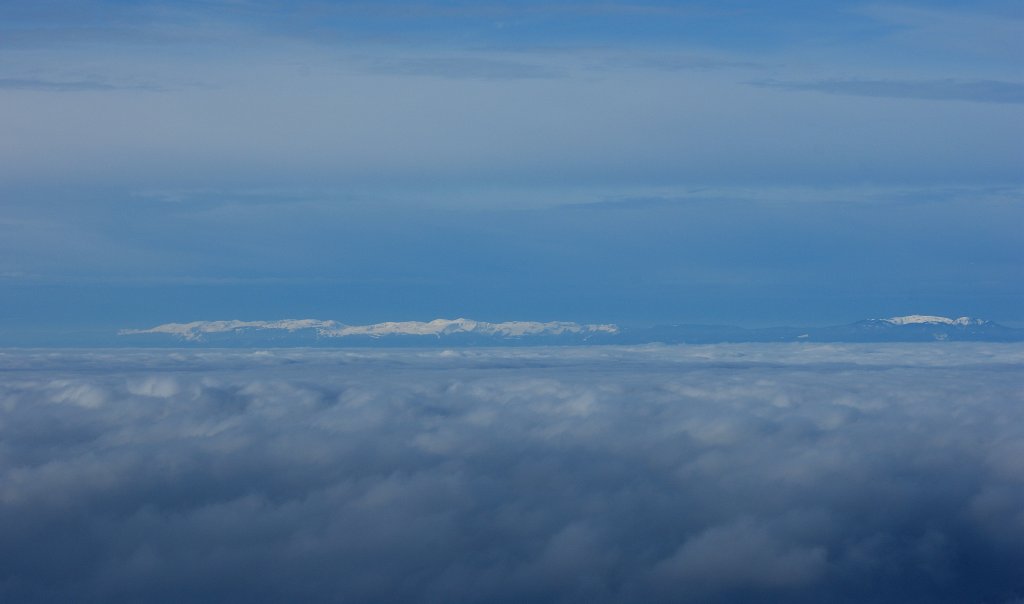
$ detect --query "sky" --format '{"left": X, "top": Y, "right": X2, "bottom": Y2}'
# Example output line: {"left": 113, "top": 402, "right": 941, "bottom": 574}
{"left": 1, "top": 0, "right": 1022, "bottom": 341}
{"left": 2, "top": 344, "right": 1023, "bottom": 602}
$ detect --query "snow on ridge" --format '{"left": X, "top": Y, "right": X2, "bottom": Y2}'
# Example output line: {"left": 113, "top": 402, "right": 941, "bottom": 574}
{"left": 882, "top": 315, "right": 985, "bottom": 326}
{"left": 120, "top": 318, "right": 620, "bottom": 341}
{"left": 319, "top": 318, "right": 619, "bottom": 338}
{"left": 118, "top": 321, "right": 344, "bottom": 339}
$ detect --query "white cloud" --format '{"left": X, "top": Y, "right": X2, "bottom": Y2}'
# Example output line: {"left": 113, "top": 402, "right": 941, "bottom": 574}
{"left": 653, "top": 518, "right": 828, "bottom": 589}
{"left": 0, "top": 344, "right": 1022, "bottom": 602}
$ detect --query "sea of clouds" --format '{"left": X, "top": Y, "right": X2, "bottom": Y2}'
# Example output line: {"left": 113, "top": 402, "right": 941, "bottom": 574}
{"left": 1, "top": 344, "right": 1023, "bottom": 603}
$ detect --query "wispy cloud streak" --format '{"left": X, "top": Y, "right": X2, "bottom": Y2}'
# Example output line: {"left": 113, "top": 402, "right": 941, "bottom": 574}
{"left": 0, "top": 77, "right": 160, "bottom": 92}
{"left": 752, "top": 78, "right": 1024, "bottom": 104}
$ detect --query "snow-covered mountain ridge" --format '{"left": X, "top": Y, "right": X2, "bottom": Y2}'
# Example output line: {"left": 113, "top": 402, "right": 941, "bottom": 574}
{"left": 118, "top": 315, "right": 1022, "bottom": 346}
{"left": 120, "top": 318, "right": 619, "bottom": 342}
{"left": 879, "top": 315, "right": 988, "bottom": 326}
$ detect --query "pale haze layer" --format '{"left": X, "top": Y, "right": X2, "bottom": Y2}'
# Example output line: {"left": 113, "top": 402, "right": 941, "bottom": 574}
{"left": 0, "top": 1, "right": 1022, "bottom": 340}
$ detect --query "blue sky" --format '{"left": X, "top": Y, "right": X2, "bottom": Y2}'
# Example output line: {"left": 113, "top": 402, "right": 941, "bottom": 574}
{"left": 1, "top": 0, "right": 1021, "bottom": 340}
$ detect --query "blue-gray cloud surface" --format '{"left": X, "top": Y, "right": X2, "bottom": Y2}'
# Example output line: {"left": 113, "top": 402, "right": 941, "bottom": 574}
{"left": 2, "top": 344, "right": 1023, "bottom": 602}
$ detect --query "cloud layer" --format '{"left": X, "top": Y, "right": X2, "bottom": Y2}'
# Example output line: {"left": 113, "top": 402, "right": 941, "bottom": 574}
{"left": 1, "top": 344, "right": 1023, "bottom": 602}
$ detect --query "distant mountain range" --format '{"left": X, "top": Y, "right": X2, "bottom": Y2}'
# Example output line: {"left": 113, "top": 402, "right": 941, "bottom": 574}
{"left": 119, "top": 315, "right": 1024, "bottom": 346}
{"left": 618, "top": 315, "right": 1022, "bottom": 344}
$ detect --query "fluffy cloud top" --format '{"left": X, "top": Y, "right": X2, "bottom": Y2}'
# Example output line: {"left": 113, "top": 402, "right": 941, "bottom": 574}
{"left": 1, "top": 344, "right": 1023, "bottom": 603}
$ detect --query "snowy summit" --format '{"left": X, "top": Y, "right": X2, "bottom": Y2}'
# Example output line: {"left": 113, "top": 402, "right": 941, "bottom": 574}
{"left": 881, "top": 315, "right": 988, "bottom": 326}
{"left": 120, "top": 318, "right": 620, "bottom": 342}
